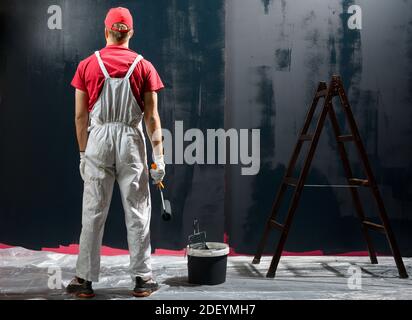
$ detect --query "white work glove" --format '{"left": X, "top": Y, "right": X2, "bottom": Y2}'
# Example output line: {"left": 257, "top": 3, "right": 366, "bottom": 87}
{"left": 150, "top": 154, "right": 165, "bottom": 185}
{"left": 79, "top": 152, "right": 86, "bottom": 181}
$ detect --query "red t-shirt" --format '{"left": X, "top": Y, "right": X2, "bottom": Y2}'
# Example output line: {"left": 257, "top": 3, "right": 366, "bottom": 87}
{"left": 71, "top": 45, "right": 164, "bottom": 112}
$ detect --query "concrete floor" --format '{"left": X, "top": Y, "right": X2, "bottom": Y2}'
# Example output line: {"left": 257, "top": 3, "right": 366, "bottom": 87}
{"left": 1, "top": 247, "right": 411, "bottom": 300}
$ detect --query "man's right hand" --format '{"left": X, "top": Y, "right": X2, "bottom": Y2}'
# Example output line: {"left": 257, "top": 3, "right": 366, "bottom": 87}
{"left": 79, "top": 152, "right": 86, "bottom": 181}
{"left": 150, "top": 154, "right": 165, "bottom": 185}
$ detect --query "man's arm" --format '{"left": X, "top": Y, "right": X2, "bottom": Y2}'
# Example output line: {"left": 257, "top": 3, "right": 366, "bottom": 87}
{"left": 75, "top": 89, "right": 89, "bottom": 152}
{"left": 144, "top": 91, "right": 163, "bottom": 156}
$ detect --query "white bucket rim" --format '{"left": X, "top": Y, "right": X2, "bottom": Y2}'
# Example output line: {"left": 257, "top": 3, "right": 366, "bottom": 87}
{"left": 187, "top": 242, "right": 229, "bottom": 257}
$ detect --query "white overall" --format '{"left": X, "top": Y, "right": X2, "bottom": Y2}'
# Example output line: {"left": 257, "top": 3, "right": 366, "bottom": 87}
{"left": 76, "top": 51, "right": 152, "bottom": 282}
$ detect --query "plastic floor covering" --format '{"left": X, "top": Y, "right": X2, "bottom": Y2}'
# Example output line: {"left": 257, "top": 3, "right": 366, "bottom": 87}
{"left": 1, "top": 247, "right": 411, "bottom": 300}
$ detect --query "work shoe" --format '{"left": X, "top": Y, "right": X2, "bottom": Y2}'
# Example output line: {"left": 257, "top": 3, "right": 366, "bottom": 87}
{"left": 133, "top": 277, "right": 159, "bottom": 297}
{"left": 66, "top": 277, "right": 95, "bottom": 299}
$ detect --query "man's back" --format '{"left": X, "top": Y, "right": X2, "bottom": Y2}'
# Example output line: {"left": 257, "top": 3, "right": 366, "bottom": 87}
{"left": 71, "top": 45, "right": 164, "bottom": 112}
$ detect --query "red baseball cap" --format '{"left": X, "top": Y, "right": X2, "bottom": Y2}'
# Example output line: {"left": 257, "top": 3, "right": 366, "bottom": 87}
{"left": 105, "top": 7, "right": 133, "bottom": 33}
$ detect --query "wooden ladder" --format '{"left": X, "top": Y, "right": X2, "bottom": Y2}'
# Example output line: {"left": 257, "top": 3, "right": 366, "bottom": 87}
{"left": 252, "top": 75, "right": 408, "bottom": 279}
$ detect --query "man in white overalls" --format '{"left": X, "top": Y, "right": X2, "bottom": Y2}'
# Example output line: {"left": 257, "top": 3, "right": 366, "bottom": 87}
{"left": 67, "top": 7, "right": 165, "bottom": 298}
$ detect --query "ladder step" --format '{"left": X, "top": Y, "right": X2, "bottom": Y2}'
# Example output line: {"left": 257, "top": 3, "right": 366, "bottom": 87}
{"left": 284, "top": 177, "right": 298, "bottom": 187}
{"left": 299, "top": 134, "right": 313, "bottom": 141}
{"left": 349, "top": 178, "right": 370, "bottom": 186}
{"left": 337, "top": 135, "right": 355, "bottom": 142}
{"left": 269, "top": 220, "right": 284, "bottom": 231}
{"left": 363, "top": 221, "right": 386, "bottom": 234}
{"left": 315, "top": 89, "right": 328, "bottom": 98}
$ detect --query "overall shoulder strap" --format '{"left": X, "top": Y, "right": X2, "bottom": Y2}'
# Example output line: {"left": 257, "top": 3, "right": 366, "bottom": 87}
{"left": 94, "top": 51, "right": 110, "bottom": 79}
{"left": 125, "top": 55, "right": 144, "bottom": 79}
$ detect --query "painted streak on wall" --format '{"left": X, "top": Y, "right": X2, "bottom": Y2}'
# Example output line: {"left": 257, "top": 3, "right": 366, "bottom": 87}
{"left": 226, "top": 0, "right": 412, "bottom": 255}
{"left": 0, "top": 0, "right": 225, "bottom": 250}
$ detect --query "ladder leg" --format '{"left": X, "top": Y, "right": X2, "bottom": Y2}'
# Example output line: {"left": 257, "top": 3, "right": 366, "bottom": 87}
{"left": 267, "top": 191, "right": 301, "bottom": 277}
{"left": 253, "top": 82, "right": 327, "bottom": 265}
{"left": 253, "top": 184, "right": 287, "bottom": 264}
{"left": 371, "top": 187, "right": 408, "bottom": 278}
{"left": 328, "top": 102, "right": 378, "bottom": 264}
{"left": 252, "top": 223, "right": 271, "bottom": 264}
{"left": 267, "top": 85, "right": 333, "bottom": 278}
{"left": 335, "top": 76, "right": 408, "bottom": 278}
{"left": 267, "top": 227, "right": 290, "bottom": 277}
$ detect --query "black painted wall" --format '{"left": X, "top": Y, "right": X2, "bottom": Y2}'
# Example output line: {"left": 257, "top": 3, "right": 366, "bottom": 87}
{"left": 0, "top": 0, "right": 225, "bottom": 251}
{"left": 225, "top": 0, "right": 412, "bottom": 256}
{"left": 0, "top": 0, "right": 411, "bottom": 256}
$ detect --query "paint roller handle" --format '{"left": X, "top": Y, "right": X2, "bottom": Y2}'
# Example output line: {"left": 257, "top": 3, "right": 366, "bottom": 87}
{"left": 193, "top": 219, "right": 200, "bottom": 234}
{"left": 151, "top": 163, "right": 165, "bottom": 189}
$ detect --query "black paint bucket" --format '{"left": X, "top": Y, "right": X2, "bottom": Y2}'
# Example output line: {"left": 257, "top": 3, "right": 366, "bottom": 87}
{"left": 187, "top": 242, "right": 229, "bottom": 285}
